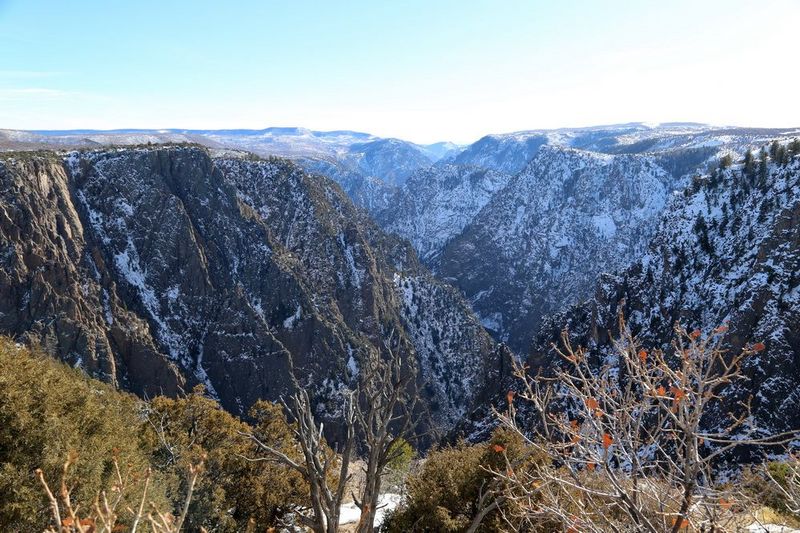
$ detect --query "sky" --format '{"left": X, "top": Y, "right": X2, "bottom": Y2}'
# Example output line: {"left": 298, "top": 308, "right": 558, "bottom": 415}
{"left": 1, "top": 0, "right": 799, "bottom": 144}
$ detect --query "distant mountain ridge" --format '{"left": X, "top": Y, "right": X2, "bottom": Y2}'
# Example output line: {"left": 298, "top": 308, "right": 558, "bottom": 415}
{"left": 4, "top": 124, "right": 799, "bottom": 354}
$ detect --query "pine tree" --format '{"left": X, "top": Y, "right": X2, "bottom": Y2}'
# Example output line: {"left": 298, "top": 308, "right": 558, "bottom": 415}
{"left": 759, "top": 148, "right": 769, "bottom": 182}
{"left": 744, "top": 149, "right": 755, "bottom": 177}
{"left": 790, "top": 138, "right": 800, "bottom": 156}
{"left": 694, "top": 215, "right": 713, "bottom": 254}
{"left": 719, "top": 153, "right": 733, "bottom": 169}
{"left": 779, "top": 145, "right": 790, "bottom": 166}
{"left": 769, "top": 140, "right": 781, "bottom": 161}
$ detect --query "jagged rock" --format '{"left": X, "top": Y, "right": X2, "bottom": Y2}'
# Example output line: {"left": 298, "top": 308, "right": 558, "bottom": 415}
{"left": 435, "top": 146, "right": 680, "bottom": 352}
{"left": 530, "top": 154, "right": 800, "bottom": 442}
{"left": 0, "top": 146, "right": 494, "bottom": 434}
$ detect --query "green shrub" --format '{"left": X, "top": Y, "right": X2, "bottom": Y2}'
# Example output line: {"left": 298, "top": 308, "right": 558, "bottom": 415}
{"left": 743, "top": 460, "right": 800, "bottom": 519}
{"left": 145, "top": 392, "right": 309, "bottom": 531}
{"left": 0, "top": 338, "right": 308, "bottom": 531}
{"left": 383, "top": 437, "right": 415, "bottom": 489}
{"left": 382, "top": 428, "right": 547, "bottom": 532}
{"left": 0, "top": 337, "right": 171, "bottom": 530}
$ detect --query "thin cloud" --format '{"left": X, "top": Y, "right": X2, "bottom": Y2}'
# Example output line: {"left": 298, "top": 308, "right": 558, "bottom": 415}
{"left": 0, "top": 70, "right": 61, "bottom": 79}
{"left": 0, "top": 88, "right": 69, "bottom": 100}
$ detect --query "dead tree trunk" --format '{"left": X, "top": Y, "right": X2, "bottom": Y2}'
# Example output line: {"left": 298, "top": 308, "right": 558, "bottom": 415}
{"left": 242, "top": 356, "right": 355, "bottom": 533}
{"left": 353, "top": 335, "right": 418, "bottom": 533}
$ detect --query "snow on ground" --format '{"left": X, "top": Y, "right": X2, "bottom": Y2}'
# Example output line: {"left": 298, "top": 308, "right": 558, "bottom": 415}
{"left": 339, "top": 493, "right": 402, "bottom": 527}
{"left": 746, "top": 524, "right": 800, "bottom": 532}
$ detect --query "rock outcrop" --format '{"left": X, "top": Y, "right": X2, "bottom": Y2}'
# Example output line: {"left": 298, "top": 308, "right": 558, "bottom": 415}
{"left": 0, "top": 146, "right": 495, "bottom": 431}
{"left": 530, "top": 154, "right": 800, "bottom": 440}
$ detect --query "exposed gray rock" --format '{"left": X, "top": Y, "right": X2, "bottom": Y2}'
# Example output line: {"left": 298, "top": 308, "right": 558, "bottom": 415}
{"left": 530, "top": 153, "right": 800, "bottom": 442}
{"left": 0, "top": 146, "right": 494, "bottom": 433}
{"left": 436, "top": 146, "right": 680, "bottom": 352}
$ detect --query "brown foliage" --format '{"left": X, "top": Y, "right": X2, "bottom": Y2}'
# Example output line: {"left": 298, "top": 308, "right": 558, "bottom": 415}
{"left": 495, "top": 318, "right": 798, "bottom": 532}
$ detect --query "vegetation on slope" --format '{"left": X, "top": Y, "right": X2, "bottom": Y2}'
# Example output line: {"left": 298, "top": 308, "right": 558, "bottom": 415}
{"left": 0, "top": 337, "right": 306, "bottom": 531}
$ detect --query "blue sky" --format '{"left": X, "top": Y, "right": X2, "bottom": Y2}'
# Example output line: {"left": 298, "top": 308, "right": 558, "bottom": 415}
{"left": 1, "top": 0, "right": 799, "bottom": 143}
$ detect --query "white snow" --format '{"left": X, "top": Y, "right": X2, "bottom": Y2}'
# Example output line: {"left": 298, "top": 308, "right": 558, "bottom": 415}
{"left": 338, "top": 493, "right": 402, "bottom": 527}
{"left": 283, "top": 304, "right": 303, "bottom": 330}
{"left": 592, "top": 213, "right": 617, "bottom": 238}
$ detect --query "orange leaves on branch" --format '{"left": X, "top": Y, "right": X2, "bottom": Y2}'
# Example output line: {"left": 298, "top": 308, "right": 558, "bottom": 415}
{"left": 586, "top": 462, "right": 596, "bottom": 472}
{"left": 752, "top": 342, "right": 766, "bottom": 352}
{"left": 656, "top": 385, "right": 666, "bottom": 397}
{"left": 690, "top": 329, "right": 701, "bottom": 340}
{"left": 714, "top": 325, "right": 728, "bottom": 334}
{"left": 671, "top": 392, "right": 682, "bottom": 412}
{"left": 671, "top": 516, "right": 690, "bottom": 528}
{"left": 602, "top": 433, "right": 613, "bottom": 450}
{"left": 566, "top": 518, "right": 580, "bottom": 533}
{"left": 719, "top": 498, "right": 733, "bottom": 510}
{"left": 638, "top": 349, "right": 648, "bottom": 363}
{"left": 492, "top": 444, "right": 506, "bottom": 453}
{"left": 507, "top": 391, "right": 516, "bottom": 404}
{"left": 570, "top": 419, "right": 579, "bottom": 430}
{"left": 62, "top": 517, "right": 96, "bottom": 528}
{"left": 585, "top": 397, "right": 599, "bottom": 410}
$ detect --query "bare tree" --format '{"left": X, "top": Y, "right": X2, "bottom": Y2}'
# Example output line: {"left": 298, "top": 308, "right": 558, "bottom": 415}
{"left": 764, "top": 453, "right": 800, "bottom": 515}
{"left": 243, "top": 379, "right": 355, "bottom": 533}
{"left": 352, "top": 336, "right": 418, "bottom": 533}
{"left": 492, "top": 316, "right": 798, "bottom": 532}
{"left": 36, "top": 451, "right": 203, "bottom": 533}
{"left": 242, "top": 335, "right": 419, "bottom": 532}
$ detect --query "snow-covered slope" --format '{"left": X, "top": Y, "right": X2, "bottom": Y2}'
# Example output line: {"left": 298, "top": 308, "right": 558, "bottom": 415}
{"left": 446, "top": 132, "right": 548, "bottom": 174}
{"left": 296, "top": 156, "right": 398, "bottom": 214}
{"left": 529, "top": 147, "right": 800, "bottom": 441}
{"left": 377, "top": 164, "right": 512, "bottom": 261}
{"left": 435, "top": 146, "right": 680, "bottom": 351}
{"left": 342, "top": 138, "right": 433, "bottom": 187}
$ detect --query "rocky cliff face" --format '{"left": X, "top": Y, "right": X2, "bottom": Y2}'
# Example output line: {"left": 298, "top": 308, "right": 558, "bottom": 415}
{"left": 296, "top": 156, "right": 398, "bottom": 214}
{"left": 446, "top": 132, "right": 548, "bottom": 174}
{"left": 0, "top": 146, "right": 495, "bottom": 430}
{"left": 435, "top": 146, "right": 679, "bottom": 352}
{"left": 377, "top": 164, "right": 512, "bottom": 262}
{"left": 0, "top": 153, "right": 184, "bottom": 398}
{"left": 530, "top": 153, "right": 800, "bottom": 439}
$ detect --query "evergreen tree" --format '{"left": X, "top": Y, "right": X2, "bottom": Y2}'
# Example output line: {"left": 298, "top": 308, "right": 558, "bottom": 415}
{"left": 719, "top": 153, "right": 733, "bottom": 169}
{"left": 744, "top": 149, "right": 755, "bottom": 177}
{"left": 778, "top": 145, "right": 790, "bottom": 166}
{"left": 759, "top": 148, "right": 769, "bottom": 182}
{"left": 694, "top": 215, "right": 713, "bottom": 254}
{"left": 770, "top": 140, "right": 781, "bottom": 161}
{"left": 790, "top": 138, "right": 800, "bottom": 157}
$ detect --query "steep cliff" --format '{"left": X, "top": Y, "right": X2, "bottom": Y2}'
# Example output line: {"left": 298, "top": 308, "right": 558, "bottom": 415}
{"left": 436, "top": 146, "right": 679, "bottom": 351}
{"left": 0, "top": 146, "right": 495, "bottom": 430}
{"left": 531, "top": 153, "right": 800, "bottom": 439}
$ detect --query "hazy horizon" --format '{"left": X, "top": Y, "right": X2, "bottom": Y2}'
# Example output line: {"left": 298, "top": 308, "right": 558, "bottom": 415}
{"left": 6, "top": 121, "right": 800, "bottom": 148}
